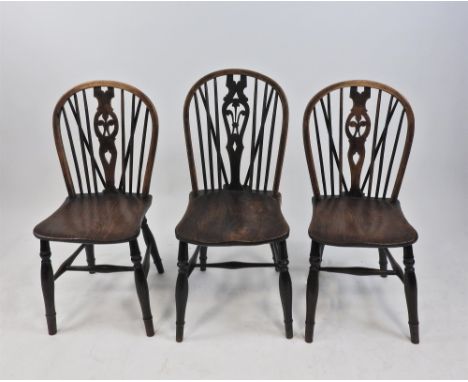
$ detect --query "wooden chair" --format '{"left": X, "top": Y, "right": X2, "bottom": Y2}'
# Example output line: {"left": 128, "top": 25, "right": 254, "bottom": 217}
{"left": 33, "top": 81, "right": 164, "bottom": 336}
{"left": 302, "top": 80, "right": 419, "bottom": 343}
{"left": 175, "top": 69, "right": 291, "bottom": 342}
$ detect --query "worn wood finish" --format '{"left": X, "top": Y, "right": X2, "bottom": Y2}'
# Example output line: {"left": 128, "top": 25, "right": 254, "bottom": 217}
{"left": 176, "top": 190, "right": 289, "bottom": 246}
{"left": 303, "top": 81, "right": 419, "bottom": 344}
{"left": 34, "top": 193, "right": 152, "bottom": 244}
{"left": 309, "top": 196, "right": 417, "bottom": 247}
{"left": 303, "top": 80, "right": 415, "bottom": 201}
{"left": 176, "top": 69, "right": 291, "bottom": 341}
{"left": 34, "top": 81, "right": 164, "bottom": 336}
{"left": 53, "top": 80, "right": 158, "bottom": 196}
{"left": 183, "top": 68, "right": 288, "bottom": 194}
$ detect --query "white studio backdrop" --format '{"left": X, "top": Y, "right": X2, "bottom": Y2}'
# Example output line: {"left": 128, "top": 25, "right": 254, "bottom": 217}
{"left": 0, "top": 2, "right": 467, "bottom": 379}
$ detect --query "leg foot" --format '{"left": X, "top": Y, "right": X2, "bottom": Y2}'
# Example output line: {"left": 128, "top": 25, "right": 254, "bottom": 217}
{"left": 305, "top": 240, "right": 322, "bottom": 343}
{"left": 277, "top": 241, "right": 293, "bottom": 339}
{"left": 175, "top": 241, "right": 189, "bottom": 342}
{"left": 200, "top": 246, "right": 207, "bottom": 272}
{"left": 40, "top": 240, "right": 57, "bottom": 335}
{"left": 403, "top": 245, "right": 419, "bottom": 344}
{"left": 142, "top": 218, "right": 164, "bottom": 274}
{"left": 130, "top": 240, "right": 154, "bottom": 336}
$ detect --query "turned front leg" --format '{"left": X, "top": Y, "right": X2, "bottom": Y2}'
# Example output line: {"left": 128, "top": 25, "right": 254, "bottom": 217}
{"left": 40, "top": 240, "right": 57, "bottom": 335}
{"left": 175, "top": 241, "right": 189, "bottom": 342}
{"left": 403, "top": 245, "right": 419, "bottom": 344}
{"left": 130, "top": 240, "right": 154, "bottom": 336}
{"left": 277, "top": 241, "right": 293, "bottom": 338}
{"left": 305, "top": 240, "right": 322, "bottom": 343}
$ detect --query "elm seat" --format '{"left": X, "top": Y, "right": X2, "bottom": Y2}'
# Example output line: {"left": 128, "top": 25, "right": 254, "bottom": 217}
{"left": 309, "top": 196, "right": 418, "bottom": 247}
{"left": 175, "top": 190, "right": 289, "bottom": 246}
{"left": 34, "top": 192, "right": 152, "bottom": 244}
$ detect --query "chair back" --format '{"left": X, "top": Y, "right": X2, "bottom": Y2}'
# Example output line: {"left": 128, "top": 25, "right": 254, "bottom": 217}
{"left": 303, "top": 80, "right": 415, "bottom": 201}
{"left": 183, "top": 69, "right": 289, "bottom": 195}
{"left": 53, "top": 81, "right": 158, "bottom": 197}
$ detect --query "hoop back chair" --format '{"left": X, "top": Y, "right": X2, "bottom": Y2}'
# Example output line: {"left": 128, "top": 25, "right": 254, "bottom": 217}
{"left": 302, "top": 80, "right": 419, "bottom": 343}
{"left": 33, "top": 81, "right": 164, "bottom": 336}
{"left": 175, "top": 69, "right": 291, "bottom": 341}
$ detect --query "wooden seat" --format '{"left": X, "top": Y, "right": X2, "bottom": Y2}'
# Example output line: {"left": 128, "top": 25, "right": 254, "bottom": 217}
{"left": 176, "top": 190, "right": 289, "bottom": 246}
{"left": 309, "top": 196, "right": 417, "bottom": 247}
{"left": 34, "top": 81, "right": 164, "bottom": 337}
{"left": 34, "top": 192, "right": 152, "bottom": 244}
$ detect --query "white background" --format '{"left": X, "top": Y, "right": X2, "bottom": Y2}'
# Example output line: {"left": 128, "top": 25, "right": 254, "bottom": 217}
{"left": 1, "top": 2, "right": 467, "bottom": 379}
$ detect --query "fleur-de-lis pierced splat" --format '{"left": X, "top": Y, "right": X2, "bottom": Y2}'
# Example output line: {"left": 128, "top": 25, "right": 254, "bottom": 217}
{"left": 93, "top": 87, "right": 119, "bottom": 190}
{"left": 222, "top": 75, "right": 250, "bottom": 189}
{"left": 345, "top": 86, "right": 371, "bottom": 196}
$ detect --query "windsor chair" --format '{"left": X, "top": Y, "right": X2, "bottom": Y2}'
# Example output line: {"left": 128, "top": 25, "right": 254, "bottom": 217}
{"left": 33, "top": 81, "right": 164, "bottom": 336}
{"left": 175, "top": 69, "right": 292, "bottom": 342}
{"left": 303, "top": 80, "right": 419, "bottom": 344}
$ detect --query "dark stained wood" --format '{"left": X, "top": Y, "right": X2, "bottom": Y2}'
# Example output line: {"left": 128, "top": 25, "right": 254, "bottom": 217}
{"left": 141, "top": 218, "right": 165, "bottom": 274}
{"left": 35, "top": 81, "right": 164, "bottom": 336}
{"left": 85, "top": 244, "right": 96, "bottom": 274}
{"left": 277, "top": 240, "right": 293, "bottom": 338}
{"left": 308, "top": 196, "right": 418, "bottom": 247}
{"left": 403, "top": 245, "right": 419, "bottom": 344}
{"left": 197, "top": 261, "right": 275, "bottom": 269}
{"left": 183, "top": 68, "right": 288, "bottom": 194}
{"left": 175, "top": 241, "right": 189, "bottom": 342}
{"left": 303, "top": 80, "right": 419, "bottom": 344}
{"left": 53, "top": 81, "right": 158, "bottom": 197}
{"left": 40, "top": 240, "right": 57, "bottom": 335}
{"left": 199, "top": 246, "right": 207, "bottom": 271}
{"left": 303, "top": 80, "right": 414, "bottom": 200}
{"left": 305, "top": 240, "right": 321, "bottom": 343}
{"left": 176, "top": 190, "right": 289, "bottom": 246}
{"left": 176, "top": 69, "right": 291, "bottom": 341}
{"left": 130, "top": 240, "right": 154, "bottom": 337}
{"left": 34, "top": 193, "right": 152, "bottom": 244}
{"left": 378, "top": 247, "right": 388, "bottom": 277}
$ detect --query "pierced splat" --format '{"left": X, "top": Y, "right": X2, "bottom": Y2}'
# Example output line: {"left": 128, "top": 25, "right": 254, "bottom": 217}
{"left": 222, "top": 75, "right": 250, "bottom": 190}
{"left": 345, "top": 86, "right": 371, "bottom": 196}
{"left": 93, "top": 87, "right": 119, "bottom": 190}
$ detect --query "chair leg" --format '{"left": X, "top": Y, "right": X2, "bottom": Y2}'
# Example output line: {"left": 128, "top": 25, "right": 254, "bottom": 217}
{"left": 277, "top": 241, "right": 293, "bottom": 339}
{"left": 270, "top": 243, "right": 279, "bottom": 272}
{"left": 403, "top": 245, "right": 419, "bottom": 344}
{"left": 378, "top": 248, "right": 388, "bottom": 278}
{"left": 141, "top": 218, "right": 164, "bottom": 274}
{"left": 40, "top": 240, "right": 57, "bottom": 335}
{"left": 85, "top": 244, "right": 96, "bottom": 274}
{"left": 129, "top": 240, "right": 154, "bottom": 337}
{"left": 199, "top": 246, "right": 207, "bottom": 272}
{"left": 175, "top": 241, "right": 189, "bottom": 342}
{"left": 305, "top": 240, "right": 322, "bottom": 343}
